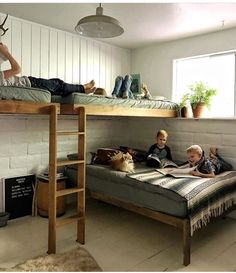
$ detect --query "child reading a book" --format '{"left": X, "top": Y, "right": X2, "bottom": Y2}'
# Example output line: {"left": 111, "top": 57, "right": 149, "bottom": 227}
{"left": 187, "top": 145, "right": 233, "bottom": 178}
{"left": 146, "top": 129, "right": 174, "bottom": 168}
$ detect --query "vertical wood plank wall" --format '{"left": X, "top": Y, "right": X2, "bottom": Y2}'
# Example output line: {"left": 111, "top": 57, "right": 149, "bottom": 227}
{"left": 0, "top": 13, "right": 131, "bottom": 93}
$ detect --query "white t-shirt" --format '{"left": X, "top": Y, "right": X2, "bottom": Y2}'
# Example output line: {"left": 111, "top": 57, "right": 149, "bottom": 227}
{"left": 0, "top": 71, "right": 31, "bottom": 87}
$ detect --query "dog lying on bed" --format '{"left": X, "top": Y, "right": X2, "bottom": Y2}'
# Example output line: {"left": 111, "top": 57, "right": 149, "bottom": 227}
{"left": 110, "top": 152, "right": 134, "bottom": 173}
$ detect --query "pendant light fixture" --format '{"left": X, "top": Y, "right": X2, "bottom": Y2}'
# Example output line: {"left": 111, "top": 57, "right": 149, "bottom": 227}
{"left": 75, "top": 3, "right": 124, "bottom": 38}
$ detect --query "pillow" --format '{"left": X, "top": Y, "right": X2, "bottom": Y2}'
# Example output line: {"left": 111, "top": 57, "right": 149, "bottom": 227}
{"left": 67, "top": 152, "right": 95, "bottom": 165}
{"left": 93, "top": 148, "right": 120, "bottom": 165}
{"left": 119, "top": 146, "right": 147, "bottom": 162}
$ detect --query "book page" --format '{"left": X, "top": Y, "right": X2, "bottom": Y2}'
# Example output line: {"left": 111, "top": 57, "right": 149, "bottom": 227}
{"left": 156, "top": 165, "right": 200, "bottom": 178}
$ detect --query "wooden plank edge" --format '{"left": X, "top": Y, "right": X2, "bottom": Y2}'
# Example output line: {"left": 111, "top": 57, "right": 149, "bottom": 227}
{"left": 60, "top": 103, "right": 177, "bottom": 117}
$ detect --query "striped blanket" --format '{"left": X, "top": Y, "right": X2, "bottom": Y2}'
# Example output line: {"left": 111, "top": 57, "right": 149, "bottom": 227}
{"left": 127, "top": 170, "right": 236, "bottom": 235}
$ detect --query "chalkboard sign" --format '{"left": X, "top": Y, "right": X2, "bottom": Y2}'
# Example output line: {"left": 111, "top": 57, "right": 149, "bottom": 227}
{"left": 2, "top": 174, "right": 35, "bottom": 219}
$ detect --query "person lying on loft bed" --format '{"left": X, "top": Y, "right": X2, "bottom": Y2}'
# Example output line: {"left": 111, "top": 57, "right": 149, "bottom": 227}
{"left": 0, "top": 43, "right": 96, "bottom": 96}
{"left": 112, "top": 74, "right": 152, "bottom": 100}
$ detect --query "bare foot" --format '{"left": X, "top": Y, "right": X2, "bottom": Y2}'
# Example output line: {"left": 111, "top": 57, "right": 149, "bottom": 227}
{"left": 84, "top": 80, "right": 95, "bottom": 90}
{"left": 209, "top": 147, "right": 218, "bottom": 158}
{"left": 85, "top": 86, "right": 96, "bottom": 94}
{"left": 210, "top": 147, "right": 218, "bottom": 155}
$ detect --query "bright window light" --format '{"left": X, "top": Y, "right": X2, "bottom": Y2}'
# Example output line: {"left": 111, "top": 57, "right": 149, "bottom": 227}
{"left": 173, "top": 53, "right": 235, "bottom": 117}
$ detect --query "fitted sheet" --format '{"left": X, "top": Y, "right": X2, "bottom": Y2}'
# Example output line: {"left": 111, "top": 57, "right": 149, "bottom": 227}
{"left": 59, "top": 93, "right": 178, "bottom": 110}
{"left": 65, "top": 163, "right": 187, "bottom": 217}
{"left": 0, "top": 86, "right": 51, "bottom": 103}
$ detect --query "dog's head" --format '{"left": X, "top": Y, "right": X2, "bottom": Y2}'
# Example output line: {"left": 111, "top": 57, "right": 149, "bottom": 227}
{"left": 121, "top": 152, "right": 133, "bottom": 162}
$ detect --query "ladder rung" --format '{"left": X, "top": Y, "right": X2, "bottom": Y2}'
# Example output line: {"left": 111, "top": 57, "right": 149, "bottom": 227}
{"left": 57, "top": 131, "right": 85, "bottom": 136}
{"left": 56, "top": 187, "right": 84, "bottom": 197}
{"left": 56, "top": 214, "right": 84, "bottom": 227}
{"left": 57, "top": 159, "right": 84, "bottom": 167}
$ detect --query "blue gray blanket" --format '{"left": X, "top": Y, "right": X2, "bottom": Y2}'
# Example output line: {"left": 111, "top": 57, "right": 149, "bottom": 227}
{"left": 127, "top": 170, "right": 236, "bottom": 235}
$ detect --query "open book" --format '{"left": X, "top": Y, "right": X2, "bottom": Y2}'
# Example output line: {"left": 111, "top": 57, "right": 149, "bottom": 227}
{"left": 147, "top": 154, "right": 179, "bottom": 168}
{"left": 157, "top": 165, "right": 200, "bottom": 178}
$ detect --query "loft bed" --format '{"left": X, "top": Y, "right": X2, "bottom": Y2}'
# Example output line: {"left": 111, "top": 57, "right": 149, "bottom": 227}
{"left": 0, "top": 86, "right": 179, "bottom": 258}
{"left": 56, "top": 93, "right": 178, "bottom": 117}
{"left": 65, "top": 162, "right": 236, "bottom": 266}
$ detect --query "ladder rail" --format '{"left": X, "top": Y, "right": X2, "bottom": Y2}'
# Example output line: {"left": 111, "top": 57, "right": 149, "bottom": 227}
{"left": 77, "top": 107, "right": 86, "bottom": 244}
{"left": 48, "top": 104, "right": 58, "bottom": 254}
{"left": 48, "top": 105, "right": 86, "bottom": 253}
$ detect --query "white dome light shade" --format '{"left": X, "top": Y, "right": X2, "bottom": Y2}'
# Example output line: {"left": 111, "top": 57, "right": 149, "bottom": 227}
{"left": 75, "top": 4, "right": 124, "bottom": 38}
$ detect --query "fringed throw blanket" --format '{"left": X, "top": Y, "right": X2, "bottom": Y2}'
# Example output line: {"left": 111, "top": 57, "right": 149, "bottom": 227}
{"left": 127, "top": 170, "right": 236, "bottom": 235}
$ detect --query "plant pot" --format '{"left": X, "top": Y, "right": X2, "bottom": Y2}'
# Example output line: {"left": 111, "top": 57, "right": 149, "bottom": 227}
{"left": 180, "top": 106, "right": 192, "bottom": 118}
{"left": 192, "top": 103, "right": 206, "bottom": 118}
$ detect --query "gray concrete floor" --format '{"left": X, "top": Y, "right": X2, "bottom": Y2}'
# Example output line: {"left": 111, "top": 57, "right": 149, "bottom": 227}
{"left": 0, "top": 198, "right": 236, "bottom": 271}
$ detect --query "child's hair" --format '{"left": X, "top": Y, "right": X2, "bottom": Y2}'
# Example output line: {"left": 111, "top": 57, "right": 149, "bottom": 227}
{"left": 186, "top": 145, "right": 203, "bottom": 156}
{"left": 157, "top": 129, "right": 168, "bottom": 138}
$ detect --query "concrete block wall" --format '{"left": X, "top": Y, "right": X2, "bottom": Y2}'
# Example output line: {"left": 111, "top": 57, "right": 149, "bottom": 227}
{"left": 127, "top": 117, "right": 236, "bottom": 168}
{"left": 0, "top": 115, "right": 128, "bottom": 182}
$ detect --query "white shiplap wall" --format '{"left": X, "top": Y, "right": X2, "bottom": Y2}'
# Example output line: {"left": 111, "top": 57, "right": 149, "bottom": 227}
{"left": 0, "top": 13, "right": 131, "bottom": 92}
{"left": 0, "top": 13, "right": 131, "bottom": 210}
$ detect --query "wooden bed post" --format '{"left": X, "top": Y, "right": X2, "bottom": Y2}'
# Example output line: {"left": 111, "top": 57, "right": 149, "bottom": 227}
{"left": 77, "top": 106, "right": 86, "bottom": 244}
{"left": 183, "top": 218, "right": 191, "bottom": 266}
{"left": 48, "top": 104, "right": 58, "bottom": 254}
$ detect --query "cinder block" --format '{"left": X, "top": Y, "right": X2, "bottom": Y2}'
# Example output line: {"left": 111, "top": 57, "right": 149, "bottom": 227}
{"left": 10, "top": 156, "right": 28, "bottom": 168}
{"left": 28, "top": 143, "right": 49, "bottom": 154}
{"left": 193, "top": 133, "right": 221, "bottom": 145}
{"left": 0, "top": 158, "right": 9, "bottom": 170}
{"left": 9, "top": 144, "right": 27, "bottom": 156}
{"left": 0, "top": 145, "right": 10, "bottom": 157}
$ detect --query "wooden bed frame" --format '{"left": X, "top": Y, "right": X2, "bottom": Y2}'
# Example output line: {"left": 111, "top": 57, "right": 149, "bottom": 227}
{"left": 60, "top": 103, "right": 178, "bottom": 117}
{"left": 0, "top": 100, "right": 178, "bottom": 262}
{"left": 0, "top": 100, "right": 59, "bottom": 114}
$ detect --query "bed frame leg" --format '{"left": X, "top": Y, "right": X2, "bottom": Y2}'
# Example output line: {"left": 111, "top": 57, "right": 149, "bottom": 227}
{"left": 183, "top": 219, "right": 191, "bottom": 266}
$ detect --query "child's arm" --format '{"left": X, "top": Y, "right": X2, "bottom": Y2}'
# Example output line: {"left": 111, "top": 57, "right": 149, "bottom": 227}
{"left": 0, "top": 43, "right": 21, "bottom": 79}
{"left": 166, "top": 146, "right": 173, "bottom": 161}
{"left": 190, "top": 169, "right": 215, "bottom": 178}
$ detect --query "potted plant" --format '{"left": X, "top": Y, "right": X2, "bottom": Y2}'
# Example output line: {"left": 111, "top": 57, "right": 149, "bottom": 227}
{"left": 188, "top": 81, "right": 217, "bottom": 118}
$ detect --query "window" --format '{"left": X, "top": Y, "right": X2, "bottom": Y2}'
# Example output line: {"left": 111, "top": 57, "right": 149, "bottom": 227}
{"left": 173, "top": 52, "right": 235, "bottom": 117}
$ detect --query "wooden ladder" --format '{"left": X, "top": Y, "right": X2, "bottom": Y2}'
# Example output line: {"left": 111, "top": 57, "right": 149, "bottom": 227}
{"left": 48, "top": 105, "right": 86, "bottom": 254}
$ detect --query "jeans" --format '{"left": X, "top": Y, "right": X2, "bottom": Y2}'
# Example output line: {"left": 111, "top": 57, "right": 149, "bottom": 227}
{"left": 217, "top": 154, "right": 233, "bottom": 172}
{"left": 28, "top": 77, "right": 84, "bottom": 96}
{"left": 112, "top": 75, "right": 134, "bottom": 99}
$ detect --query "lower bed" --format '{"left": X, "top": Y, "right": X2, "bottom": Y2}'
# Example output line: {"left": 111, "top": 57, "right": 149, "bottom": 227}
{"left": 65, "top": 163, "right": 236, "bottom": 265}
{"left": 66, "top": 163, "right": 187, "bottom": 217}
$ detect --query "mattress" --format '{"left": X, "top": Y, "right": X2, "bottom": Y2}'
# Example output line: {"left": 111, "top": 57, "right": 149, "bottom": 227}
{"left": 59, "top": 93, "right": 178, "bottom": 110}
{"left": 0, "top": 86, "right": 51, "bottom": 103}
{"left": 65, "top": 163, "right": 188, "bottom": 217}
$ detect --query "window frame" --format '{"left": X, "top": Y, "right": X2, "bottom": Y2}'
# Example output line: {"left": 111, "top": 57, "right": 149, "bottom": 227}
{"left": 173, "top": 49, "right": 236, "bottom": 118}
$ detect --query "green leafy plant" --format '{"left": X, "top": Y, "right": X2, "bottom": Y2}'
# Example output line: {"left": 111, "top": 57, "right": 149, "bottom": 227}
{"left": 178, "top": 93, "right": 190, "bottom": 110}
{"left": 188, "top": 81, "right": 217, "bottom": 109}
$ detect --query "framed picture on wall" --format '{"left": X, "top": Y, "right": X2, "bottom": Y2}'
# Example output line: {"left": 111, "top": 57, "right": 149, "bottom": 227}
{"left": 130, "top": 74, "right": 141, "bottom": 94}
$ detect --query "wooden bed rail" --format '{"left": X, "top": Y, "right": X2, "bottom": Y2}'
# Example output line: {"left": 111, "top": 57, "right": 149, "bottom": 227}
{"left": 60, "top": 104, "right": 178, "bottom": 118}
{"left": 0, "top": 100, "right": 60, "bottom": 114}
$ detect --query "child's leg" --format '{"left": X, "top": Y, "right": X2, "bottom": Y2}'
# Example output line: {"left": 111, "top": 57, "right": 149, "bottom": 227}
{"left": 210, "top": 147, "right": 233, "bottom": 172}
{"left": 216, "top": 154, "right": 233, "bottom": 172}
{"left": 112, "top": 76, "right": 123, "bottom": 97}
